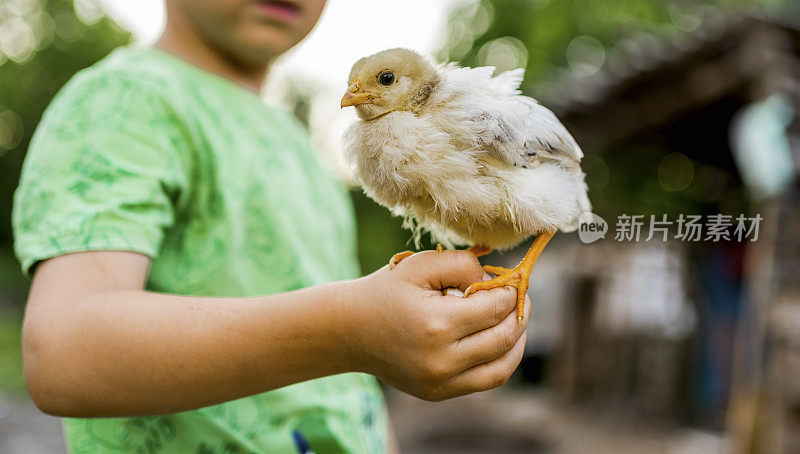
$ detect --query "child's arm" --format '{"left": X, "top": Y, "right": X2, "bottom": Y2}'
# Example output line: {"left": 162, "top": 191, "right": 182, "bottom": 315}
{"left": 23, "top": 249, "right": 528, "bottom": 417}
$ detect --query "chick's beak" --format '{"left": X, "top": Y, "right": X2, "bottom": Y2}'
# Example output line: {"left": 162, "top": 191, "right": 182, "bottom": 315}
{"left": 340, "top": 80, "right": 375, "bottom": 108}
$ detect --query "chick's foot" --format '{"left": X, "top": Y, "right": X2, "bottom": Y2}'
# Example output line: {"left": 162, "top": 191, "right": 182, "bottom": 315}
{"left": 388, "top": 251, "right": 415, "bottom": 269}
{"left": 464, "top": 230, "right": 556, "bottom": 325}
{"left": 389, "top": 243, "right": 489, "bottom": 269}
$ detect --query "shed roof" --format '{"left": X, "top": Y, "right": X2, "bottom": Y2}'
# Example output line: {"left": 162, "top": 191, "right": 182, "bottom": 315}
{"left": 536, "top": 12, "right": 800, "bottom": 149}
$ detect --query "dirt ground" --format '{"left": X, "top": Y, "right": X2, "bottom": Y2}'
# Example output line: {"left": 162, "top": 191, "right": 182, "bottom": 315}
{"left": 388, "top": 387, "right": 728, "bottom": 454}
{"left": 0, "top": 392, "right": 65, "bottom": 454}
{"left": 0, "top": 387, "right": 727, "bottom": 453}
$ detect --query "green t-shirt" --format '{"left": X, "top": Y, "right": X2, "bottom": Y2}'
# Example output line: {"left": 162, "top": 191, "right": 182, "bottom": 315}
{"left": 13, "top": 47, "right": 387, "bottom": 453}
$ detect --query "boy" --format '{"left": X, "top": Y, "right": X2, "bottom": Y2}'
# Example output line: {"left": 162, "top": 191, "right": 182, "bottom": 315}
{"left": 13, "top": 0, "right": 529, "bottom": 452}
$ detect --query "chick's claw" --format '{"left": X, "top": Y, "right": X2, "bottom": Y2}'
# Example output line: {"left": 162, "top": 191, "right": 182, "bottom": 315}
{"left": 389, "top": 243, "right": 466, "bottom": 269}
{"left": 388, "top": 251, "right": 415, "bottom": 269}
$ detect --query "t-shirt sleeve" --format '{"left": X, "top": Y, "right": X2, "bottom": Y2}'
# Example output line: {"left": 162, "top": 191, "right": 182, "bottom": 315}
{"left": 12, "top": 70, "right": 190, "bottom": 276}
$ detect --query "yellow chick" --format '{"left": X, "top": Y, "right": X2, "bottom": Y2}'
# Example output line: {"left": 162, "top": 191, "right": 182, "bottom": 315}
{"left": 341, "top": 48, "right": 590, "bottom": 324}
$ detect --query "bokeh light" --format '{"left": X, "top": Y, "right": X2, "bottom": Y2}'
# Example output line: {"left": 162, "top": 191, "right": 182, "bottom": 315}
{"left": 657, "top": 152, "right": 694, "bottom": 192}
{"left": 53, "top": 10, "right": 85, "bottom": 43}
{"left": 0, "top": 16, "right": 37, "bottom": 62}
{"left": 447, "top": 0, "right": 494, "bottom": 60}
{"left": 477, "top": 35, "right": 528, "bottom": 72}
{"left": 74, "top": 0, "right": 104, "bottom": 25}
{"left": 606, "top": 0, "right": 642, "bottom": 23}
{"left": 566, "top": 35, "right": 605, "bottom": 76}
{"left": 0, "top": 110, "right": 23, "bottom": 153}
{"left": 668, "top": 2, "right": 702, "bottom": 32}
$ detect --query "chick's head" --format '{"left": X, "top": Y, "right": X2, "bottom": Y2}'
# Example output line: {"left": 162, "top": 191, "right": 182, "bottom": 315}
{"left": 342, "top": 48, "right": 439, "bottom": 120}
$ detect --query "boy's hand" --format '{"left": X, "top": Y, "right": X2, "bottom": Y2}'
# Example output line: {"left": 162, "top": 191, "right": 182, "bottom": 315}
{"left": 346, "top": 250, "right": 529, "bottom": 401}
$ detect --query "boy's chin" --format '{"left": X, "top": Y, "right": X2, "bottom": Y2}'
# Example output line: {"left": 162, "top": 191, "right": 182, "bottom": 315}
{"left": 232, "top": 27, "right": 306, "bottom": 63}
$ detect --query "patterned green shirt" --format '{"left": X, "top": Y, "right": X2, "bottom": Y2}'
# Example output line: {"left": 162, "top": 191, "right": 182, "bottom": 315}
{"left": 13, "top": 47, "right": 387, "bottom": 453}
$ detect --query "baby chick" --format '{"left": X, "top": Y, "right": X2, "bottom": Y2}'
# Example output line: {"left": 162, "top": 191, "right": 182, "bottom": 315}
{"left": 341, "top": 48, "right": 590, "bottom": 324}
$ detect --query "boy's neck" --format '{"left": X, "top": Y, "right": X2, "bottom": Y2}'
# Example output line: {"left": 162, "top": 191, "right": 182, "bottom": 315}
{"left": 156, "top": 18, "right": 269, "bottom": 92}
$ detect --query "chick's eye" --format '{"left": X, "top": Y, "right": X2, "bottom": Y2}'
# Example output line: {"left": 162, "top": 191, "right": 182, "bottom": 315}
{"left": 379, "top": 72, "right": 395, "bottom": 85}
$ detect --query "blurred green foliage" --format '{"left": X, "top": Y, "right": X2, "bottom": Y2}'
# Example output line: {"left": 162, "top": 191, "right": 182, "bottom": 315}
{"left": 0, "top": 0, "right": 130, "bottom": 301}
{"left": 0, "top": 0, "right": 128, "bottom": 393}
{"left": 442, "top": 0, "right": 762, "bottom": 85}
{"left": 0, "top": 310, "right": 23, "bottom": 392}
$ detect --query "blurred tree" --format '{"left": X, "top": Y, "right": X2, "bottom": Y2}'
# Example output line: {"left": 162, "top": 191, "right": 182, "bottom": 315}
{"left": 0, "top": 0, "right": 130, "bottom": 301}
{"left": 441, "top": 0, "right": 763, "bottom": 87}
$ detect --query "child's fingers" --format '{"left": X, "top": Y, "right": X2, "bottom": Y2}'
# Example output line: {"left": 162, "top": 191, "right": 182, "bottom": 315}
{"left": 445, "top": 286, "right": 517, "bottom": 338}
{"left": 439, "top": 331, "right": 527, "bottom": 399}
{"left": 397, "top": 250, "right": 484, "bottom": 292}
{"left": 452, "top": 295, "right": 529, "bottom": 369}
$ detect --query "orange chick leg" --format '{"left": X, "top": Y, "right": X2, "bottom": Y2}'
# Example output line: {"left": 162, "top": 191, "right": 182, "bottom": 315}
{"left": 467, "top": 245, "right": 492, "bottom": 257}
{"left": 388, "top": 244, "right": 448, "bottom": 269}
{"left": 464, "top": 230, "right": 556, "bottom": 325}
{"left": 482, "top": 265, "right": 512, "bottom": 275}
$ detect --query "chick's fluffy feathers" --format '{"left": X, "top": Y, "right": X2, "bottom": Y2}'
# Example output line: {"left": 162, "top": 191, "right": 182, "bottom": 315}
{"left": 344, "top": 49, "right": 590, "bottom": 250}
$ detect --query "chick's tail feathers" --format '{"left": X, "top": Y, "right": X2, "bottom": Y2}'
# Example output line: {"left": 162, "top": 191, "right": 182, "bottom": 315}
{"left": 559, "top": 178, "right": 592, "bottom": 233}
